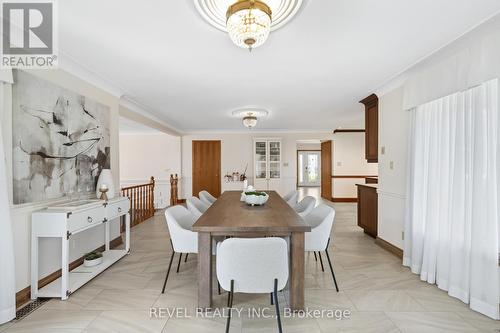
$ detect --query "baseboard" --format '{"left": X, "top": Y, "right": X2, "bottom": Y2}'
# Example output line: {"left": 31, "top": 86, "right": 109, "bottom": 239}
{"left": 331, "top": 197, "right": 358, "bottom": 202}
{"left": 375, "top": 237, "right": 403, "bottom": 258}
{"left": 16, "top": 236, "right": 123, "bottom": 309}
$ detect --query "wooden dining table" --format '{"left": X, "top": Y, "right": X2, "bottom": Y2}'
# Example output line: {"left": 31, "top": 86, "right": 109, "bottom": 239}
{"left": 192, "top": 190, "right": 311, "bottom": 311}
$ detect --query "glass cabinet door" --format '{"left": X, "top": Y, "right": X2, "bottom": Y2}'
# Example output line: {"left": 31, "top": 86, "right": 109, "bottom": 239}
{"left": 255, "top": 141, "right": 267, "bottom": 179}
{"left": 268, "top": 141, "right": 280, "bottom": 179}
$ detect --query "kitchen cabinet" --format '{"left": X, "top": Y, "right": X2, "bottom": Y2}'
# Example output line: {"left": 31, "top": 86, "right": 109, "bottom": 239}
{"left": 360, "top": 94, "right": 379, "bottom": 163}
{"left": 356, "top": 184, "right": 377, "bottom": 238}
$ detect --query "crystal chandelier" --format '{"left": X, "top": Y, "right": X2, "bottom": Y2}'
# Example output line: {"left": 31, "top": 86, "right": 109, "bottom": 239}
{"left": 226, "top": 0, "right": 272, "bottom": 50}
{"left": 242, "top": 115, "right": 258, "bottom": 128}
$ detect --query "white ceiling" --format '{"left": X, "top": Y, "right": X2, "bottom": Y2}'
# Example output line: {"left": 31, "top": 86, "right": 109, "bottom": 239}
{"left": 119, "top": 117, "right": 163, "bottom": 135}
{"left": 59, "top": 1, "right": 500, "bottom": 132}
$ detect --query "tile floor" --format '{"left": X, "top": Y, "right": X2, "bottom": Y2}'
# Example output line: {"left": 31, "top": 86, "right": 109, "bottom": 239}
{"left": 1, "top": 195, "right": 499, "bottom": 332}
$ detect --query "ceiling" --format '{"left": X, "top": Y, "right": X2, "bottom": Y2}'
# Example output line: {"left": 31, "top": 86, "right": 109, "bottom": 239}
{"left": 119, "top": 117, "right": 164, "bottom": 135}
{"left": 59, "top": 1, "right": 500, "bottom": 132}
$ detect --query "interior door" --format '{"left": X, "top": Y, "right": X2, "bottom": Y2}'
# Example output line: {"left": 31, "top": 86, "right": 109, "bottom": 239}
{"left": 320, "top": 141, "right": 332, "bottom": 200}
{"left": 192, "top": 140, "right": 221, "bottom": 197}
{"left": 298, "top": 151, "right": 321, "bottom": 186}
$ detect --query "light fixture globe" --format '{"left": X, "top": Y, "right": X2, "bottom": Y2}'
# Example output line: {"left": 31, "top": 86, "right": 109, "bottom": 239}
{"left": 242, "top": 115, "right": 258, "bottom": 128}
{"left": 226, "top": 0, "right": 272, "bottom": 50}
{"left": 232, "top": 107, "right": 269, "bottom": 129}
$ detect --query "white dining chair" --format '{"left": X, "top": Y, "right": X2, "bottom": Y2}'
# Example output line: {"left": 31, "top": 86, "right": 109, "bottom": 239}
{"left": 186, "top": 196, "right": 209, "bottom": 219}
{"left": 162, "top": 205, "right": 198, "bottom": 293}
{"left": 199, "top": 190, "right": 216, "bottom": 206}
{"left": 304, "top": 204, "right": 339, "bottom": 292}
{"left": 217, "top": 237, "right": 288, "bottom": 333}
{"left": 294, "top": 196, "right": 316, "bottom": 217}
{"left": 282, "top": 190, "right": 298, "bottom": 206}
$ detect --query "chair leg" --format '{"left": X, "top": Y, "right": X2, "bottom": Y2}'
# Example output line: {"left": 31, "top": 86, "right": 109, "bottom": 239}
{"left": 161, "top": 250, "right": 176, "bottom": 293}
{"left": 314, "top": 251, "right": 318, "bottom": 261}
{"left": 273, "top": 279, "right": 283, "bottom": 333}
{"left": 325, "top": 249, "right": 339, "bottom": 292}
{"left": 176, "top": 253, "right": 183, "bottom": 273}
{"left": 318, "top": 251, "right": 325, "bottom": 272}
{"left": 225, "top": 280, "right": 234, "bottom": 333}
{"left": 218, "top": 281, "right": 221, "bottom": 295}
{"left": 184, "top": 253, "right": 188, "bottom": 262}
{"left": 270, "top": 292, "right": 274, "bottom": 305}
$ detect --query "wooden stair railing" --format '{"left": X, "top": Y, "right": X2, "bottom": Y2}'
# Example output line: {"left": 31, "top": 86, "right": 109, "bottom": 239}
{"left": 170, "top": 174, "right": 179, "bottom": 206}
{"left": 121, "top": 177, "right": 155, "bottom": 227}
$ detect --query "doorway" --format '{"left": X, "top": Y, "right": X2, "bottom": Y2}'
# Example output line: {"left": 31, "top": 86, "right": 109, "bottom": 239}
{"left": 192, "top": 140, "right": 221, "bottom": 197}
{"left": 297, "top": 151, "right": 321, "bottom": 187}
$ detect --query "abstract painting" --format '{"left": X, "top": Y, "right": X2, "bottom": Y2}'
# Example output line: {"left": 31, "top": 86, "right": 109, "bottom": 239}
{"left": 12, "top": 70, "right": 111, "bottom": 204}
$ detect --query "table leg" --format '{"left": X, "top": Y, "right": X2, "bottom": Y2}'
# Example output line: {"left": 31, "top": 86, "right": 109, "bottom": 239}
{"left": 105, "top": 218, "right": 110, "bottom": 252}
{"left": 290, "top": 232, "right": 305, "bottom": 310}
{"left": 125, "top": 213, "right": 131, "bottom": 252}
{"left": 198, "top": 232, "right": 212, "bottom": 309}
{"left": 61, "top": 235, "right": 69, "bottom": 300}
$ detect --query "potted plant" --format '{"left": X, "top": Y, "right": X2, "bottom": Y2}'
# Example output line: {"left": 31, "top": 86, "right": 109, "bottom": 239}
{"left": 83, "top": 250, "right": 103, "bottom": 267}
{"left": 244, "top": 191, "right": 269, "bottom": 206}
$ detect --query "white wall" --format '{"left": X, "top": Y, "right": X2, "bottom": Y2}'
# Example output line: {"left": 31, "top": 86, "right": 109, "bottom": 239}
{"left": 181, "top": 132, "right": 333, "bottom": 198}
{"left": 332, "top": 132, "right": 378, "bottom": 198}
{"left": 119, "top": 133, "right": 181, "bottom": 208}
{"left": 1, "top": 69, "right": 121, "bottom": 293}
{"left": 377, "top": 86, "right": 408, "bottom": 249}
{"left": 181, "top": 132, "right": 374, "bottom": 200}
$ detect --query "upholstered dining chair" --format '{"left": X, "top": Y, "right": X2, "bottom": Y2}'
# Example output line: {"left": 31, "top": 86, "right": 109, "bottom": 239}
{"left": 217, "top": 237, "right": 288, "bottom": 333}
{"left": 304, "top": 204, "right": 339, "bottom": 292}
{"left": 162, "top": 205, "right": 198, "bottom": 293}
{"left": 282, "top": 190, "right": 298, "bottom": 206}
{"left": 294, "top": 196, "right": 316, "bottom": 217}
{"left": 186, "top": 196, "right": 209, "bottom": 219}
{"left": 199, "top": 190, "right": 216, "bottom": 206}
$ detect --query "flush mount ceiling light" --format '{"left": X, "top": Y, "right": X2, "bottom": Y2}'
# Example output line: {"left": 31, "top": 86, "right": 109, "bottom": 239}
{"left": 232, "top": 108, "right": 269, "bottom": 129}
{"left": 194, "top": 0, "right": 303, "bottom": 50}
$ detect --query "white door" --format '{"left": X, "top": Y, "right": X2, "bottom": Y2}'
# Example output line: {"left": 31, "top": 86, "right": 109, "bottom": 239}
{"left": 298, "top": 151, "right": 321, "bottom": 187}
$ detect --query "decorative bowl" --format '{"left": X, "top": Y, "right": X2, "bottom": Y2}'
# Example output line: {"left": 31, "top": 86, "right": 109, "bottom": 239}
{"left": 84, "top": 256, "right": 103, "bottom": 267}
{"left": 244, "top": 191, "right": 269, "bottom": 206}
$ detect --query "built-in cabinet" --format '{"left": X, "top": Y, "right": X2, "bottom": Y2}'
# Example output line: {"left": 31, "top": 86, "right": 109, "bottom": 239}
{"left": 356, "top": 184, "right": 378, "bottom": 237}
{"left": 360, "top": 94, "right": 379, "bottom": 163}
{"left": 253, "top": 138, "right": 281, "bottom": 191}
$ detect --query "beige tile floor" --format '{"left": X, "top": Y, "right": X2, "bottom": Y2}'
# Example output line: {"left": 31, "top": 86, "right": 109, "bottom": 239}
{"left": 2, "top": 190, "right": 499, "bottom": 333}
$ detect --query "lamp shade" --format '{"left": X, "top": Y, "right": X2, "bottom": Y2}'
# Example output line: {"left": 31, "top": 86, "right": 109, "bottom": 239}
{"left": 96, "top": 169, "right": 115, "bottom": 199}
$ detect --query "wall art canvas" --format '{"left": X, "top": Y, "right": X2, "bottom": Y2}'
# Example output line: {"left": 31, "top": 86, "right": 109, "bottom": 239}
{"left": 12, "top": 70, "right": 111, "bottom": 204}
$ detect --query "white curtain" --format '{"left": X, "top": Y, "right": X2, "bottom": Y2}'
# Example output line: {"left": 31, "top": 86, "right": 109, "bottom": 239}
{"left": 403, "top": 79, "right": 500, "bottom": 319}
{"left": 0, "top": 81, "right": 16, "bottom": 324}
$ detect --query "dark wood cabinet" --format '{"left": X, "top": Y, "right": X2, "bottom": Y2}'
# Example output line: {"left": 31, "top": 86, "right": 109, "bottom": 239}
{"left": 356, "top": 184, "right": 378, "bottom": 238}
{"left": 360, "top": 94, "right": 378, "bottom": 163}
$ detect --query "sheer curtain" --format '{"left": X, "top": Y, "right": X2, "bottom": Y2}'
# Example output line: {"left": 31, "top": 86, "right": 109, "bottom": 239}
{"left": 0, "top": 80, "right": 16, "bottom": 324}
{"left": 403, "top": 79, "right": 500, "bottom": 319}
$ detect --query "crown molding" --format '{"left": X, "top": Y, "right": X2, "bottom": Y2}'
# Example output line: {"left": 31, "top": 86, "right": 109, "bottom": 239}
{"left": 119, "top": 96, "right": 183, "bottom": 136}
{"left": 58, "top": 51, "right": 125, "bottom": 98}
{"left": 183, "top": 128, "right": 334, "bottom": 135}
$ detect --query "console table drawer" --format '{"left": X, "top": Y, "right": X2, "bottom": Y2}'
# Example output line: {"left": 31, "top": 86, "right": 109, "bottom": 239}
{"left": 106, "top": 200, "right": 129, "bottom": 220}
{"left": 68, "top": 206, "right": 105, "bottom": 233}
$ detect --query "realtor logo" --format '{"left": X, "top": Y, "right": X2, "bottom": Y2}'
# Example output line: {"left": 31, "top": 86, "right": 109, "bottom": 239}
{"left": 1, "top": 0, "right": 57, "bottom": 68}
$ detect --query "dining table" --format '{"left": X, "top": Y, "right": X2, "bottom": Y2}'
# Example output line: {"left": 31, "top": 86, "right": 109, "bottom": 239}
{"left": 192, "top": 190, "right": 311, "bottom": 311}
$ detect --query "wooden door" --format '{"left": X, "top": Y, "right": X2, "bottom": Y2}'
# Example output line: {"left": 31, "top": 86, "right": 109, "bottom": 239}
{"left": 192, "top": 140, "right": 221, "bottom": 198}
{"left": 320, "top": 140, "right": 332, "bottom": 200}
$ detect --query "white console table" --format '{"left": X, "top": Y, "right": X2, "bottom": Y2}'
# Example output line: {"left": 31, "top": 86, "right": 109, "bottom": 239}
{"left": 31, "top": 196, "right": 130, "bottom": 300}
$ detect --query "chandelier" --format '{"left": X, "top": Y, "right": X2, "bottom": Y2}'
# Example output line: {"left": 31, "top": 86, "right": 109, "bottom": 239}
{"left": 232, "top": 107, "right": 269, "bottom": 129}
{"left": 226, "top": 0, "right": 272, "bottom": 50}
